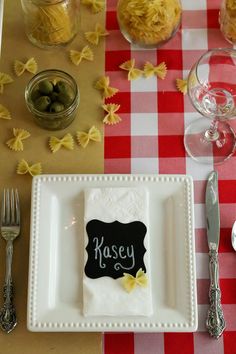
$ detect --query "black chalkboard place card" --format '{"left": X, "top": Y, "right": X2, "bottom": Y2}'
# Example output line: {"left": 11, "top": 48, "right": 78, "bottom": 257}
{"left": 85, "top": 219, "right": 147, "bottom": 279}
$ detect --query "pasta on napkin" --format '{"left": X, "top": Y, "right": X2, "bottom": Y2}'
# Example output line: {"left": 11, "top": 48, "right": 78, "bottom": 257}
{"left": 83, "top": 187, "right": 153, "bottom": 317}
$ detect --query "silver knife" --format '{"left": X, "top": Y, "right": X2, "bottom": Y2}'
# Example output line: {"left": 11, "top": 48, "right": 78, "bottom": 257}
{"left": 205, "top": 171, "right": 226, "bottom": 339}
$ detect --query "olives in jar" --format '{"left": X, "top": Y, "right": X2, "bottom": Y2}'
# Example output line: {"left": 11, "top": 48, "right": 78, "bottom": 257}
{"left": 31, "top": 79, "right": 73, "bottom": 113}
{"left": 25, "top": 69, "right": 80, "bottom": 130}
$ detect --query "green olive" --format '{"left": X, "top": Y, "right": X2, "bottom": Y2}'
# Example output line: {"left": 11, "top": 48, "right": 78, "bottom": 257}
{"left": 57, "top": 92, "right": 74, "bottom": 107}
{"left": 31, "top": 88, "right": 41, "bottom": 102}
{"left": 50, "top": 91, "right": 59, "bottom": 102}
{"left": 38, "top": 80, "right": 54, "bottom": 95}
{"left": 34, "top": 96, "right": 51, "bottom": 112}
{"left": 49, "top": 101, "right": 65, "bottom": 113}
{"left": 54, "top": 80, "right": 71, "bottom": 94}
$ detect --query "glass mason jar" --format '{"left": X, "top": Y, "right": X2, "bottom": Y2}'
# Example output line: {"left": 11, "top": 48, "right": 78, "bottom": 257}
{"left": 117, "top": 0, "right": 182, "bottom": 49}
{"left": 21, "top": 0, "right": 79, "bottom": 49}
{"left": 219, "top": 0, "right": 236, "bottom": 44}
{"left": 25, "top": 69, "right": 80, "bottom": 130}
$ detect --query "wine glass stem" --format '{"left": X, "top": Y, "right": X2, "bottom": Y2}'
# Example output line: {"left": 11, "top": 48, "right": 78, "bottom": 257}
{"left": 205, "top": 119, "right": 219, "bottom": 142}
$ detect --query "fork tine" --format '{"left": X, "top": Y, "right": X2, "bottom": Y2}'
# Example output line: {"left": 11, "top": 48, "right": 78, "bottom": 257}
{"left": 10, "top": 189, "right": 15, "bottom": 225}
{"left": 5, "top": 189, "right": 10, "bottom": 225}
{"left": 15, "top": 189, "right": 20, "bottom": 226}
{"left": 1, "top": 189, "right": 6, "bottom": 225}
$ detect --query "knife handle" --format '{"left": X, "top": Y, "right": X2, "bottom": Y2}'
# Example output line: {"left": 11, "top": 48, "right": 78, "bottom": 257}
{"left": 206, "top": 248, "right": 226, "bottom": 339}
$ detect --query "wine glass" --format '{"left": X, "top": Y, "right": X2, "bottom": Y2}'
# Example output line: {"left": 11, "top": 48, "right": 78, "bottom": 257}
{"left": 184, "top": 48, "right": 236, "bottom": 164}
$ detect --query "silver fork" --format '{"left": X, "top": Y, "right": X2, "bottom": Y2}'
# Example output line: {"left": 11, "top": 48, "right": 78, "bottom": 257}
{"left": 0, "top": 189, "right": 20, "bottom": 333}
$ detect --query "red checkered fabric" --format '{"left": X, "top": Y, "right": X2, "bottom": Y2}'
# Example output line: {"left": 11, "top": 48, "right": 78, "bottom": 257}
{"left": 104, "top": 0, "right": 236, "bottom": 353}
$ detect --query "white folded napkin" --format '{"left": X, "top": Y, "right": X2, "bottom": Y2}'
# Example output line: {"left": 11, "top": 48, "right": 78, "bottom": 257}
{"left": 83, "top": 187, "right": 153, "bottom": 317}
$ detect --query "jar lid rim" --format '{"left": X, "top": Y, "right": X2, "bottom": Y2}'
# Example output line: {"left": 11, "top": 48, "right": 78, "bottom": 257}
{"left": 32, "top": 0, "right": 64, "bottom": 5}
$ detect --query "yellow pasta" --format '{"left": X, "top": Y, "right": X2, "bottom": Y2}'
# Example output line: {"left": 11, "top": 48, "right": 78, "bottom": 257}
{"left": 81, "top": 0, "right": 105, "bottom": 13}
{"left": 144, "top": 61, "right": 167, "bottom": 79}
{"left": 95, "top": 76, "right": 119, "bottom": 99}
{"left": 6, "top": 128, "right": 31, "bottom": 151}
{"left": 85, "top": 23, "right": 109, "bottom": 45}
{"left": 226, "top": 0, "right": 235, "bottom": 9}
{"left": 220, "top": 0, "right": 236, "bottom": 43}
{"left": 122, "top": 269, "right": 148, "bottom": 293}
{"left": 176, "top": 78, "right": 188, "bottom": 95}
{"left": 14, "top": 57, "right": 38, "bottom": 77}
{"left": 117, "top": 0, "right": 182, "bottom": 46}
{"left": 0, "top": 72, "right": 13, "bottom": 94}
{"left": 26, "top": 1, "right": 76, "bottom": 46}
{"left": 76, "top": 126, "right": 101, "bottom": 148}
{"left": 49, "top": 133, "right": 74, "bottom": 153}
{"left": 102, "top": 103, "right": 121, "bottom": 125}
{"left": 0, "top": 104, "right": 11, "bottom": 120}
{"left": 17, "top": 159, "right": 42, "bottom": 177}
{"left": 69, "top": 46, "right": 94, "bottom": 66}
{"left": 119, "top": 59, "right": 143, "bottom": 80}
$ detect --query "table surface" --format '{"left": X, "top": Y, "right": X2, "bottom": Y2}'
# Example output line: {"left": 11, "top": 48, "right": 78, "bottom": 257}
{"left": 1, "top": 1, "right": 236, "bottom": 354}
{"left": 0, "top": 1, "right": 103, "bottom": 353}
{"left": 103, "top": 1, "right": 236, "bottom": 354}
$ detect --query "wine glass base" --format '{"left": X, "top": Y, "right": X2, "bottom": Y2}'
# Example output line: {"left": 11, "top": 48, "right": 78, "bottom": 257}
{"left": 184, "top": 118, "right": 236, "bottom": 164}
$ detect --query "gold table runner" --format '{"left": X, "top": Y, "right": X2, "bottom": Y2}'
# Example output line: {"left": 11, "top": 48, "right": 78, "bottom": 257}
{"left": 0, "top": 1, "right": 104, "bottom": 352}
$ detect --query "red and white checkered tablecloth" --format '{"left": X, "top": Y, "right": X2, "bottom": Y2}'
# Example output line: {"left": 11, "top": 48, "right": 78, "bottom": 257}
{"left": 103, "top": 0, "right": 236, "bottom": 353}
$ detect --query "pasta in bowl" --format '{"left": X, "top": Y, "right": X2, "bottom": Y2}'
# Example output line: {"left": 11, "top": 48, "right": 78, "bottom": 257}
{"left": 117, "top": 0, "right": 182, "bottom": 49}
{"left": 219, "top": 0, "right": 236, "bottom": 44}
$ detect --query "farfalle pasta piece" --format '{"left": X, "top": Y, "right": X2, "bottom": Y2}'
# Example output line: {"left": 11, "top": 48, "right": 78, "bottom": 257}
{"left": 119, "top": 59, "right": 143, "bottom": 80}
{"left": 85, "top": 23, "right": 109, "bottom": 45}
{"left": 49, "top": 133, "right": 74, "bottom": 153}
{"left": 0, "top": 72, "right": 13, "bottom": 94}
{"left": 81, "top": 0, "right": 105, "bottom": 13}
{"left": 95, "top": 76, "right": 119, "bottom": 99}
{"left": 144, "top": 61, "right": 167, "bottom": 79}
{"left": 0, "top": 104, "right": 11, "bottom": 119}
{"left": 6, "top": 128, "right": 31, "bottom": 152}
{"left": 69, "top": 46, "right": 94, "bottom": 66}
{"left": 76, "top": 126, "right": 101, "bottom": 148}
{"left": 122, "top": 269, "right": 148, "bottom": 293}
{"left": 176, "top": 78, "right": 187, "bottom": 95}
{"left": 17, "top": 159, "right": 42, "bottom": 177}
{"left": 14, "top": 57, "right": 38, "bottom": 77}
{"left": 102, "top": 103, "right": 121, "bottom": 125}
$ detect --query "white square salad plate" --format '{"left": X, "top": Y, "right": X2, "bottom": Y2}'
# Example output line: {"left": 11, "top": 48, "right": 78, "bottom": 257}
{"left": 27, "top": 174, "right": 197, "bottom": 332}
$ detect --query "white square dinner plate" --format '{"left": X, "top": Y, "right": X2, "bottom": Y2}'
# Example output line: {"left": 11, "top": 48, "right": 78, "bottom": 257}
{"left": 27, "top": 174, "right": 198, "bottom": 332}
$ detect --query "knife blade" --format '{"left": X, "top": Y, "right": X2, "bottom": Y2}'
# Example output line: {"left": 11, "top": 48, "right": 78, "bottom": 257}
{"left": 205, "top": 171, "right": 226, "bottom": 339}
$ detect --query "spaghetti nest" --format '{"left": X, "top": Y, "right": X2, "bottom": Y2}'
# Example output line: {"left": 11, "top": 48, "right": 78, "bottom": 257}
{"left": 28, "top": 0, "right": 77, "bottom": 46}
{"left": 117, "top": 0, "right": 182, "bottom": 46}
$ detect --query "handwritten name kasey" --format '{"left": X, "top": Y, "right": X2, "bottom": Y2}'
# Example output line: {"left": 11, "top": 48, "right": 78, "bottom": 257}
{"left": 85, "top": 220, "right": 147, "bottom": 279}
{"left": 93, "top": 236, "right": 135, "bottom": 271}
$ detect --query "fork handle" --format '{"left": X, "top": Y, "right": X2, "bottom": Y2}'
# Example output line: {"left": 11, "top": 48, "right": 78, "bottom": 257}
{"left": 0, "top": 240, "right": 17, "bottom": 333}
